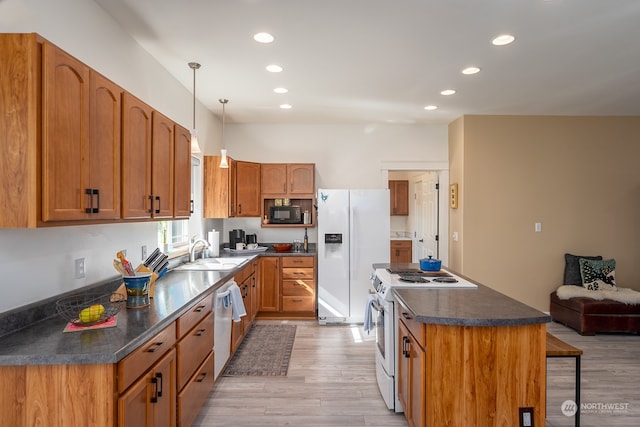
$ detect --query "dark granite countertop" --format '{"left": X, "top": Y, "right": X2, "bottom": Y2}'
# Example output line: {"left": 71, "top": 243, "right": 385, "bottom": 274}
{"left": 0, "top": 249, "right": 317, "bottom": 366}
{"left": 375, "top": 263, "right": 551, "bottom": 327}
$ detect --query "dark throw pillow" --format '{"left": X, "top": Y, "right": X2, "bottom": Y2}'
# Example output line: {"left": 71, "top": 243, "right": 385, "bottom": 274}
{"left": 563, "top": 253, "right": 602, "bottom": 285}
{"left": 579, "top": 258, "right": 617, "bottom": 291}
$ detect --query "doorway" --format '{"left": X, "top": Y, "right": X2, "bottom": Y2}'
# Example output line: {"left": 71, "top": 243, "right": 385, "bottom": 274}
{"left": 383, "top": 162, "right": 449, "bottom": 267}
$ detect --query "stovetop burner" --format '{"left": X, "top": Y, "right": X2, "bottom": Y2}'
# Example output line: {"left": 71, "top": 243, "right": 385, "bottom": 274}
{"left": 386, "top": 268, "right": 451, "bottom": 277}
{"left": 432, "top": 277, "right": 458, "bottom": 283}
{"left": 398, "top": 275, "right": 431, "bottom": 283}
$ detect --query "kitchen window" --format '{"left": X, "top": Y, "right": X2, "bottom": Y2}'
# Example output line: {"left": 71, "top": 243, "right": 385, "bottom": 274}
{"left": 158, "top": 220, "right": 189, "bottom": 251}
{"left": 156, "top": 156, "right": 199, "bottom": 252}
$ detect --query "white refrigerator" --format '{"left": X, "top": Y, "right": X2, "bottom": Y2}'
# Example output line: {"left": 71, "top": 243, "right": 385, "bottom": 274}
{"left": 317, "top": 189, "right": 390, "bottom": 324}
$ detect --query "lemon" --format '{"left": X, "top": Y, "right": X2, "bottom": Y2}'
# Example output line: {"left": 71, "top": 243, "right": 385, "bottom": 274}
{"left": 78, "top": 304, "right": 105, "bottom": 323}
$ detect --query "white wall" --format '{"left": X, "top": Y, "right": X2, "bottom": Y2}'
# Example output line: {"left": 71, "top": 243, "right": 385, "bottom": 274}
{"left": 0, "top": 0, "right": 218, "bottom": 313}
{"left": 0, "top": 0, "right": 448, "bottom": 314}
{"left": 219, "top": 123, "right": 448, "bottom": 247}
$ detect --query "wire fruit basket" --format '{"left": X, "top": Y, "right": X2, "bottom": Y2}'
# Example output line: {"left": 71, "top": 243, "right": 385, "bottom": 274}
{"left": 56, "top": 292, "right": 126, "bottom": 326}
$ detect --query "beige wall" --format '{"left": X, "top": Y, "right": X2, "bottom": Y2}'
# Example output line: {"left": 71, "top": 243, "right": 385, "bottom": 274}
{"left": 449, "top": 115, "right": 640, "bottom": 311}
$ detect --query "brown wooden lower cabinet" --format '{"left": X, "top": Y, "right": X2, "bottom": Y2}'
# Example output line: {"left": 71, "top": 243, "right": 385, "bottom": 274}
{"left": 257, "top": 256, "right": 316, "bottom": 319}
{"left": 119, "top": 348, "right": 177, "bottom": 427}
{"left": 231, "top": 260, "right": 258, "bottom": 353}
{"left": 177, "top": 352, "right": 215, "bottom": 427}
{"left": 258, "top": 256, "right": 281, "bottom": 313}
{"left": 397, "top": 302, "right": 547, "bottom": 426}
{"left": 398, "top": 310, "right": 426, "bottom": 427}
{"left": 391, "top": 240, "right": 412, "bottom": 263}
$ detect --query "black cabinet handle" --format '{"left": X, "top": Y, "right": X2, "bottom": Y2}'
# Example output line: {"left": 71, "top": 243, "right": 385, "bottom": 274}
{"left": 402, "top": 336, "right": 410, "bottom": 358}
{"left": 146, "top": 342, "right": 164, "bottom": 353}
{"left": 155, "top": 196, "right": 161, "bottom": 214}
{"left": 150, "top": 376, "right": 158, "bottom": 403}
{"left": 148, "top": 195, "right": 154, "bottom": 214}
{"left": 190, "top": 199, "right": 194, "bottom": 214}
{"left": 85, "top": 189, "right": 99, "bottom": 213}
{"left": 195, "top": 328, "right": 206, "bottom": 336}
{"left": 196, "top": 372, "right": 207, "bottom": 383}
{"left": 156, "top": 372, "right": 163, "bottom": 397}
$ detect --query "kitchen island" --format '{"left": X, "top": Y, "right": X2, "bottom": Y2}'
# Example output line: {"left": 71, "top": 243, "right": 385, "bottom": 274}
{"left": 384, "top": 267, "right": 550, "bottom": 427}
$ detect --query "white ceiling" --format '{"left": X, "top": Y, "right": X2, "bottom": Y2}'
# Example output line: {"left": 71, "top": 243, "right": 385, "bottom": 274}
{"left": 94, "top": 0, "right": 640, "bottom": 125}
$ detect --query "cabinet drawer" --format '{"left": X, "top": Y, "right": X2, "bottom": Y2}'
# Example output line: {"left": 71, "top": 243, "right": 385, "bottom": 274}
{"left": 398, "top": 305, "right": 425, "bottom": 347}
{"left": 282, "top": 279, "right": 315, "bottom": 297}
{"left": 282, "top": 296, "right": 315, "bottom": 312}
{"left": 118, "top": 321, "right": 177, "bottom": 393}
{"left": 282, "top": 257, "right": 314, "bottom": 268}
{"left": 282, "top": 267, "right": 314, "bottom": 280}
{"left": 178, "top": 351, "right": 215, "bottom": 427}
{"left": 177, "top": 311, "right": 214, "bottom": 390}
{"left": 177, "top": 293, "right": 213, "bottom": 338}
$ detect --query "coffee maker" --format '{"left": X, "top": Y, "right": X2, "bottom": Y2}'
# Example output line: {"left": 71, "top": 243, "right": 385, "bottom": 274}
{"left": 229, "top": 229, "right": 245, "bottom": 248}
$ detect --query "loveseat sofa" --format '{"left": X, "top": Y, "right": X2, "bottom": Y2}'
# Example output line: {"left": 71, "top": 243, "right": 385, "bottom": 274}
{"left": 549, "top": 253, "right": 640, "bottom": 335}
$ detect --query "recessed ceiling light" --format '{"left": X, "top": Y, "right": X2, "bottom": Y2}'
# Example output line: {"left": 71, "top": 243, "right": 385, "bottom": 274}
{"left": 424, "top": 105, "right": 438, "bottom": 111}
{"left": 253, "top": 32, "right": 274, "bottom": 43}
{"left": 274, "top": 87, "right": 288, "bottom": 94}
{"left": 280, "top": 104, "right": 292, "bottom": 109}
{"left": 492, "top": 34, "right": 515, "bottom": 46}
{"left": 266, "top": 64, "right": 283, "bottom": 73}
{"left": 462, "top": 66, "right": 481, "bottom": 75}
{"left": 440, "top": 89, "right": 456, "bottom": 96}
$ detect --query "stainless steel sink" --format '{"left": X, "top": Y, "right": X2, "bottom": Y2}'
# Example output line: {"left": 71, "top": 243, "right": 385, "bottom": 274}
{"left": 173, "top": 256, "right": 252, "bottom": 271}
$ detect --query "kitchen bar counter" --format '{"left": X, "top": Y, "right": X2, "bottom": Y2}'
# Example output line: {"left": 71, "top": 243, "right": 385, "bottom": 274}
{"left": 0, "top": 249, "right": 316, "bottom": 366}
{"left": 394, "top": 285, "right": 550, "bottom": 326}
{"left": 374, "top": 263, "right": 550, "bottom": 326}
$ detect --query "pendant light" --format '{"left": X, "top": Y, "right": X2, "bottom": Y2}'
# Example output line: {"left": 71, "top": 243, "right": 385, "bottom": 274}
{"left": 188, "top": 62, "right": 202, "bottom": 154}
{"left": 219, "top": 98, "right": 229, "bottom": 168}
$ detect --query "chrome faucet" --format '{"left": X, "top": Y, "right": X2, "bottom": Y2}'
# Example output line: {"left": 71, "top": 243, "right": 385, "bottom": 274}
{"left": 189, "top": 237, "right": 211, "bottom": 263}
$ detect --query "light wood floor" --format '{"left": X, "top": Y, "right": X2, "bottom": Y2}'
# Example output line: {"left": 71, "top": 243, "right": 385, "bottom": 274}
{"left": 193, "top": 320, "right": 408, "bottom": 427}
{"left": 546, "top": 321, "right": 640, "bottom": 427}
{"left": 193, "top": 319, "right": 640, "bottom": 427}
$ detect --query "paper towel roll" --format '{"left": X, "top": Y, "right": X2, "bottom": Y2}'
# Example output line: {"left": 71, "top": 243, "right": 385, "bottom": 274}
{"left": 208, "top": 231, "right": 220, "bottom": 257}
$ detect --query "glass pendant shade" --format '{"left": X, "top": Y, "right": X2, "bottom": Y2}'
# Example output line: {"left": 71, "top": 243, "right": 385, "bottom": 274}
{"left": 219, "top": 148, "right": 229, "bottom": 168}
{"left": 189, "top": 62, "right": 202, "bottom": 154}
{"left": 219, "top": 98, "right": 229, "bottom": 168}
{"left": 190, "top": 129, "right": 201, "bottom": 154}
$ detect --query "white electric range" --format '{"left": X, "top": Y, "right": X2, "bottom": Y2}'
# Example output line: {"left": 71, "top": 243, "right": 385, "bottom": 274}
{"left": 373, "top": 267, "right": 477, "bottom": 300}
{"left": 369, "top": 267, "right": 477, "bottom": 412}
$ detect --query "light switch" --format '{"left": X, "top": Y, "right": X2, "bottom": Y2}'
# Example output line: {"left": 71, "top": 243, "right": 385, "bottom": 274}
{"left": 534, "top": 223, "right": 542, "bottom": 233}
{"left": 452, "top": 232, "right": 459, "bottom": 241}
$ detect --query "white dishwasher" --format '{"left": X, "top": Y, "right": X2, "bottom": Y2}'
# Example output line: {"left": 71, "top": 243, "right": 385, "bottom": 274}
{"left": 213, "top": 279, "right": 236, "bottom": 380}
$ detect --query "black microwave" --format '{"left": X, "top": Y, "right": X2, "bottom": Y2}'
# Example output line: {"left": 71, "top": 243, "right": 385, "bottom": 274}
{"left": 269, "top": 205, "right": 302, "bottom": 224}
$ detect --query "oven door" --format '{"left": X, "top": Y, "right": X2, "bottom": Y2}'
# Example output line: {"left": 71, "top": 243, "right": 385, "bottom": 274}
{"left": 372, "top": 294, "right": 394, "bottom": 376}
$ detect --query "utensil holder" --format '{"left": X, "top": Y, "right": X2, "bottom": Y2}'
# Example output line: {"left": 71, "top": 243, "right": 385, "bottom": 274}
{"left": 123, "top": 273, "right": 152, "bottom": 308}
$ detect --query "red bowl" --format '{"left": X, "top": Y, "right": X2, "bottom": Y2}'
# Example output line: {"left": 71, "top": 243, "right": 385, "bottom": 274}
{"left": 272, "top": 243, "right": 293, "bottom": 252}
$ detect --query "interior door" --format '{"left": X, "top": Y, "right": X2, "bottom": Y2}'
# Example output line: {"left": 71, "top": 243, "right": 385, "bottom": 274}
{"left": 413, "top": 172, "right": 439, "bottom": 261}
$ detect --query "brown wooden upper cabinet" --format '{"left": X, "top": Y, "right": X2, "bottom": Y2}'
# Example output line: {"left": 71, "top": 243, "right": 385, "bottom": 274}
{"left": 121, "top": 93, "right": 153, "bottom": 219}
{"left": 173, "top": 124, "right": 192, "bottom": 219}
{"left": 121, "top": 96, "right": 189, "bottom": 220}
{"left": 261, "top": 163, "right": 315, "bottom": 197}
{"left": 389, "top": 180, "right": 409, "bottom": 216}
{"left": 0, "top": 33, "right": 191, "bottom": 227}
{"left": 41, "top": 42, "right": 123, "bottom": 222}
{"left": 203, "top": 156, "right": 261, "bottom": 218}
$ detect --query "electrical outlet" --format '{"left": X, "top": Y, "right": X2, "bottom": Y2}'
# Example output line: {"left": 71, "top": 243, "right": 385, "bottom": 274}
{"left": 141, "top": 245, "right": 147, "bottom": 261}
{"left": 519, "top": 407, "right": 534, "bottom": 427}
{"left": 75, "top": 258, "right": 85, "bottom": 279}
